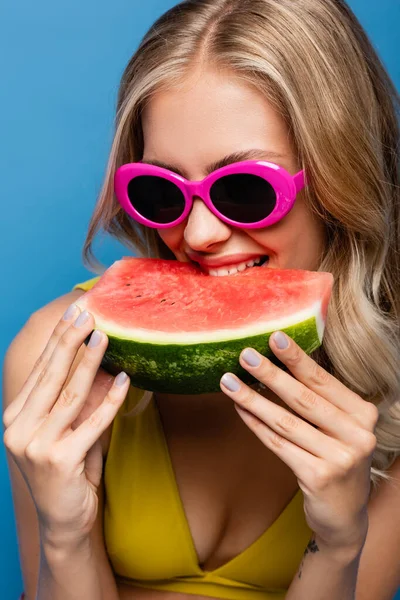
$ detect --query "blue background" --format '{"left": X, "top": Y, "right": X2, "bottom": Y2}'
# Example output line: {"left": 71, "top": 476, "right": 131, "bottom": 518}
{"left": 1, "top": 1, "right": 399, "bottom": 598}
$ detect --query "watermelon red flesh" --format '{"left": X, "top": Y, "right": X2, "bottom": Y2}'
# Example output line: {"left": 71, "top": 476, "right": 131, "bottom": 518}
{"left": 80, "top": 257, "right": 333, "bottom": 342}
{"left": 76, "top": 257, "right": 334, "bottom": 394}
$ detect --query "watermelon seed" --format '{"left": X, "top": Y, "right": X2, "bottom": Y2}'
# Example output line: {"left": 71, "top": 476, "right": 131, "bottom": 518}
{"left": 135, "top": 295, "right": 142, "bottom": 298}
{"left": 160, "top": 299, "right": 166, "bottom": 303}
{"left": 125, "top": 283, "right": 131, "bottom": 286}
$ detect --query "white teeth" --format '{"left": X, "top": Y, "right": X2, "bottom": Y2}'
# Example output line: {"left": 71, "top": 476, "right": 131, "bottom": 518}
{"left": 207, "top": 256, "right": 267, "bottom": 276}
{"left": 209, "top": 268, "right": 230, "bottom": 277}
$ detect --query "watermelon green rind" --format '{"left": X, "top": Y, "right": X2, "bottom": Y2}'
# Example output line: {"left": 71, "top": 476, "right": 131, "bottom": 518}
{"left": 92, "top": 315, "right": 320, "bottom": 394}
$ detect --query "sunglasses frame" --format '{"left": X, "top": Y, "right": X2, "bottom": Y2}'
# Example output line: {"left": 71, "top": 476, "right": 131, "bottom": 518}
{"left": 114, "top": 160, "right": 306, "bottom": 229}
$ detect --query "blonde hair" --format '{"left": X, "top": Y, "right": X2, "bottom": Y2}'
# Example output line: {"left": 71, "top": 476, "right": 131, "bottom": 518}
{"left": 81, "top": 0, "right": 400, "bottom": 492}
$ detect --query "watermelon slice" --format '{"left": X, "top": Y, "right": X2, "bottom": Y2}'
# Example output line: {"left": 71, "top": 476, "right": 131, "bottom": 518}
{"left": 75, "top": 257, "right": 333, "bottom": 394}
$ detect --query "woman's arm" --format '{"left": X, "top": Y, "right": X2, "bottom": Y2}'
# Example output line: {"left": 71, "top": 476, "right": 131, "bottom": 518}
{"left": 37, "top": 533, "right": 110, "bottom": 600}
{"left": 285, "top": 535, "right": 365, "bottom": 600}
{"left": 2, "top": 295, "right": 120, "bottom": 600}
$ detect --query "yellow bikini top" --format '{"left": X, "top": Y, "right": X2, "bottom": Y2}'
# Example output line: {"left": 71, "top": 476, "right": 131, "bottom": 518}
{"left": 72, "top": 276, "right": 313, "bottom": 600}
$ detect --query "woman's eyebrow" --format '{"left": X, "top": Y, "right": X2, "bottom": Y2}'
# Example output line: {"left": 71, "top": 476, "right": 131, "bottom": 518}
{"left": 140, "top": 149, "right": 287, "bottom": 177}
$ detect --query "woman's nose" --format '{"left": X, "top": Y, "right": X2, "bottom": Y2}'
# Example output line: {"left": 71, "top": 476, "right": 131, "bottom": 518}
{"left": 183, "top": 197, "right": 232, "bottom": 251}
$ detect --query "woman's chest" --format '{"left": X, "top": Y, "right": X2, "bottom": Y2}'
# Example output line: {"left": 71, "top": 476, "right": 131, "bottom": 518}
{"left": 102, "top": 399, "right": 302, "bottom": 599}
{"left": 114, "top": 439, "right": 299, "bottom": 600}
{"left": 158, "top": 412, "right": 300, "bottom": 570}
{"left": 114, "top": 440, "right": 299, "bottom": 600}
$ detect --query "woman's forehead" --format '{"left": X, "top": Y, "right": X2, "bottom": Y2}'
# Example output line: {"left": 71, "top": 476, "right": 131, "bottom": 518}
{"left": 141, "top": 69, "right": 295, "bottom": 177}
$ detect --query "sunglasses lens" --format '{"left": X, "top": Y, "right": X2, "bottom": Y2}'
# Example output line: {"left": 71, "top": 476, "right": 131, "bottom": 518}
{"left": 127, "top": 176, "right": 185, "bottom": 224}
{"left": 210, "top": 174, "right": 276, "bottom": 223}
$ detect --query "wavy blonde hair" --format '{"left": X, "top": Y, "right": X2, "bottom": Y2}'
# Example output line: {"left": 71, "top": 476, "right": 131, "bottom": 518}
{"left": 81, "top": 0, "right": 400, "bottom": 492}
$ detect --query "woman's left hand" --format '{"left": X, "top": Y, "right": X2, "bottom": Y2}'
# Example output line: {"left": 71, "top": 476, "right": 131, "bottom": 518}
{"left": 220, "top": 331, "right": 379, "bottom": 555}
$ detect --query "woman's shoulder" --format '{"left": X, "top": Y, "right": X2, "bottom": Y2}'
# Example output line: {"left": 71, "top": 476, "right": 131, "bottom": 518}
{"left": 32, "top": 273, "right": 99, "bottom": 323}
{"left": 32, "top": 289, "right": 85, "bottom": 318}
{"left": 30, "top": 272, "right": 101, "bottom": 331}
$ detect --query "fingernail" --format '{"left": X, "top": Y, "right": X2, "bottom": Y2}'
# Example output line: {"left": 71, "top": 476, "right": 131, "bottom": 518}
{"left": 272, "top": 331, "right": 289, "bottom": 349}
{"left": 74, "top": 310, "right": 90, "bottom": 328}
{"left": 115, "top": 372, "right": 128, "bottom": 386}
{"left": 242, "top": 349, "right": 261, "bottom": 367}
{"left": 88, "top": 330, "right": 103, "bottom": 348}
{"left": 62, "top": 303, "right": 78, "bottom": 321}
{"left": 221, "top": 374, "right": 241, "bottom": 392}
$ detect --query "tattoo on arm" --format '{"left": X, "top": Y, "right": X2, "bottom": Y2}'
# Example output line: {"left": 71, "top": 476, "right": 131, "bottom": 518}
{"left": 298, "top": 536, "right": 320, "bottom": 579}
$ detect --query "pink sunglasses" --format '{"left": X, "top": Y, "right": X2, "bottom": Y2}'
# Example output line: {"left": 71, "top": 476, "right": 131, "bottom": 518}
{"left": 114, "top": 160, "right": 306, "bottom": 229}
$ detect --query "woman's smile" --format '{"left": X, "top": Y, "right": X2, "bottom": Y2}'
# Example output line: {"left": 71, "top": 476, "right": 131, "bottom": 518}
{"left": 188, "top": 252, "right": 271, "bottom": 276}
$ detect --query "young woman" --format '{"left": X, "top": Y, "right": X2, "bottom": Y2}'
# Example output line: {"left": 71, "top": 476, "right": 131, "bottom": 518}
{"left": 3, "top": 1, "right": 400, "bottom": 599}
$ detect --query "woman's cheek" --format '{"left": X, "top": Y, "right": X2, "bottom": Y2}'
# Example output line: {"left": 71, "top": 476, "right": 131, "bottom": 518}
{"left": 157, "top": 226, "right": 188, "bottom": 261}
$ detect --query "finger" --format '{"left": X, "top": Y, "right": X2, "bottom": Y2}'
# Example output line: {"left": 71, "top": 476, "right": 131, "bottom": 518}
{"left": 269, "top": 332, "right": 378, "bottom": 429}
{"left": 221, "top": 373, "right": 342, "bottom": 462}
{"left": 65, "top": 372, "right": 130, "bottom": 463}
{"left": 220, "top": 375, "right": 320, "bottom": 480}
{"left": 239, "top": 346, "right": 371, "bottom": 447}
{"left": 4, "top": 303, "right": 81, "bottom": 427}
{"left": 35, "top": 330, "right": 110, "bottom": 443}
{"left": 21, "top": 309, "right": 97, "bottom": 424}
{"left": 70, "top": 368, "right": 114, "bottom": 431}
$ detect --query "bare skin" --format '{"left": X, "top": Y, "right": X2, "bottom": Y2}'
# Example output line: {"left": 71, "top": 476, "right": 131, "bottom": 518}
{"left": 111, "top": 65, "right": 327, "bottom": 598}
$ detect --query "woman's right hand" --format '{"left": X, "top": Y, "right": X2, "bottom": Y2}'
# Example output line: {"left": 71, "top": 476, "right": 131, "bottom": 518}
{"left": 3, "top": 304, "right": 130, "bottom": 546}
